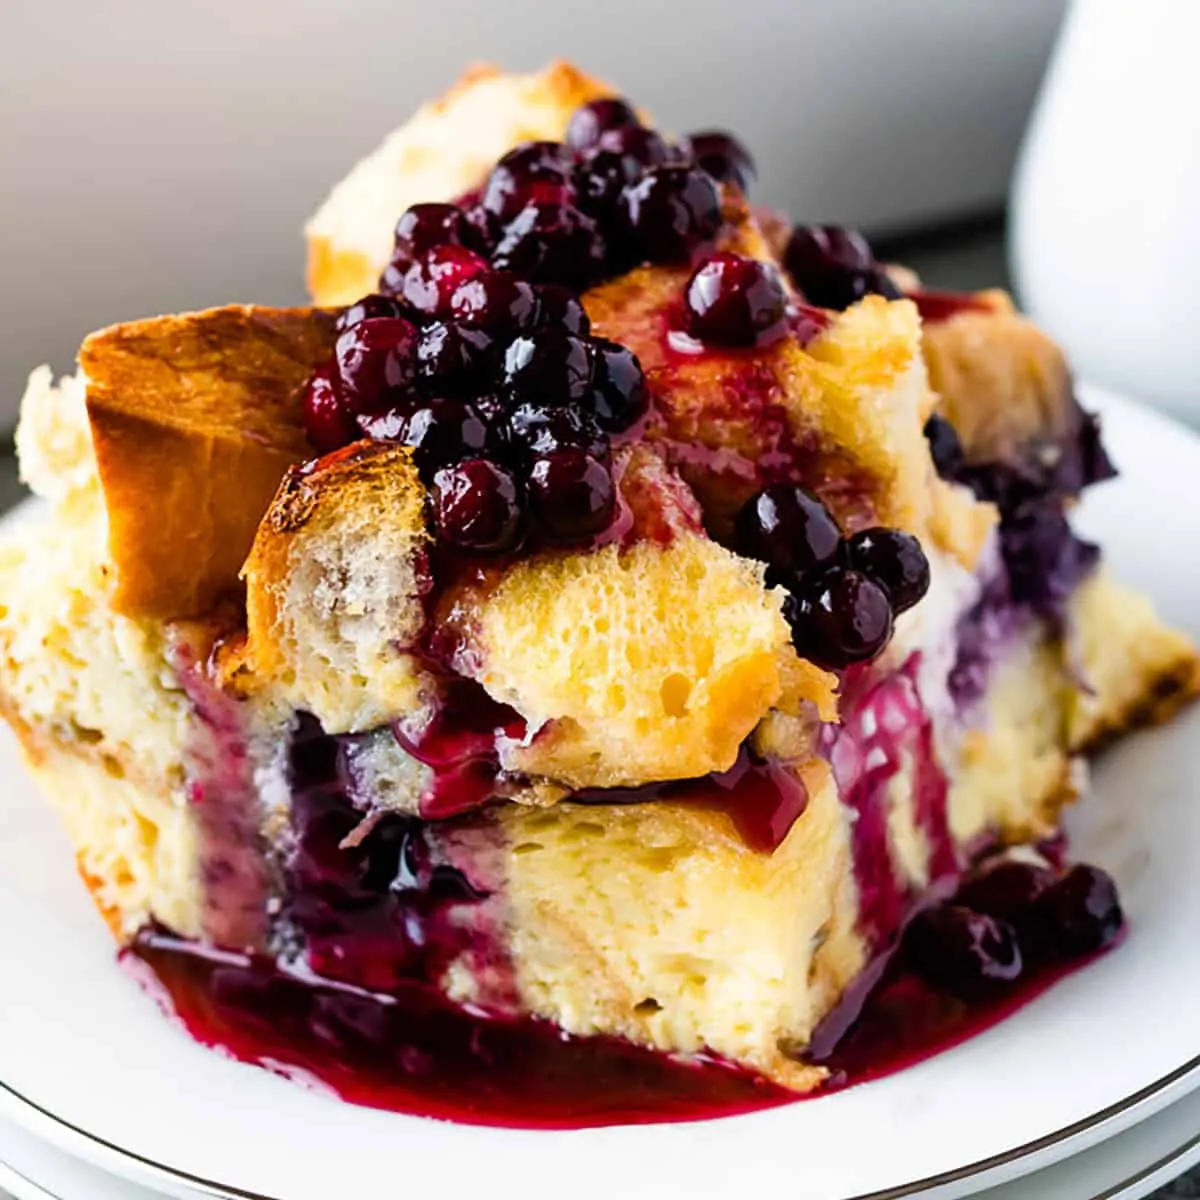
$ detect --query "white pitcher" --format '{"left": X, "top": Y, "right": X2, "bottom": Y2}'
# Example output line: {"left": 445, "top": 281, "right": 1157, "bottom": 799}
{"left": 1011, "top": 0, "right": 1200, "bottom": 422}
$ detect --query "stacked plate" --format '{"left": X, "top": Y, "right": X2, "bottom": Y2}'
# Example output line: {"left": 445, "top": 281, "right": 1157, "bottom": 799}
{"left": 3, "top": 387, "right": 1199, "bottom": 1200}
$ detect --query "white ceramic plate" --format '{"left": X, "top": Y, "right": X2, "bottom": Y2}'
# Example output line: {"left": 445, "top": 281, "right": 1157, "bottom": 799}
{"left": 5, "top": 1082, "right": 1200, "bottom": 1200}
{"left": 1, "top": 384, "right": 1199, "bottom": 1200}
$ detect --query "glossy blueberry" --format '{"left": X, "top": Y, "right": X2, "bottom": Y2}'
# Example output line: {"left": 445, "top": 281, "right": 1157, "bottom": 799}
{"left": 679, "top": 130, "right": 756, "bottom": 191}
{"left": 584, "top": 337, "right": 649, "bottom": 432}
{"left": 414, "top": 321, "right": 494, "bottom": 395}
{"left": 302, "top": 368, "right": 359, "bottom": 453}
{"left": 491, "top": 200, "right": 606, "bottom": 291}
{"left": 431, "top": 458, "right": 524, "bottom": 555}
{"left": 388, "top": 244, "right": 489, "bottom": 317}
{"left": 507, "top": 401, "right": 609, "bottom": 460}
{"left": 391, "top": 398, "right": 492, "bottom": 473}
{"left": 480, "top": 141, "right": 573, "bottom": 223}
{"left": 1035, "top": 864, "right": 1124, "bottom": 958}
{"left": 449, "top": 270, "right": 540, "bottom": 335}
{"left": 842, "top": 527, "right": 931, "bottom": 615}
{"left": 335, "top": 293, "right": 411, "bottom": 334}
{"left": 734, "top": 483, "right": 841, "bottom": 576}
{"left": 332, "top": 317, "right": 420, "bottom": 414}
{"left": 682, "top": 253, "right": 788, "bottom": 346}
{"left": 905, "top": 904, "right": 1024, "bottom": 1000}
{"left": 786, "top": 566, "right": 894, "bottom": 669}
{"left": 533, "top": 284, "right": 591, "bottom": 335}
{"left": 393, "top": 203, "right": 470, "bottom": 265}
{"left": 529, "top": 450, "right": 616, "bottom": 542}
{"left": 620, "top": 166, "right": 723, "bottom": 264}
{"left": 564, "top": 97, "right": 641, "bottom": 151}
{"left": 784, "top": 224, "right": 900, "bottom": 310}
{"left": 503, "top": 331, "right": 593, "bottom": 404}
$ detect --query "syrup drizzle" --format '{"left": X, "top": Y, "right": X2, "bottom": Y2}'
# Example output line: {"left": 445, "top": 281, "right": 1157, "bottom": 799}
{"left": 574, "top": 745, "right": 810, "bottom": 854}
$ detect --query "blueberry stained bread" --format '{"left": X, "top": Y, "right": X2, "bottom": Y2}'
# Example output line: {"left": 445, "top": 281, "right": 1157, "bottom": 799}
{"left": 2, "top": 61, "right": 1196, "bottom": 1121}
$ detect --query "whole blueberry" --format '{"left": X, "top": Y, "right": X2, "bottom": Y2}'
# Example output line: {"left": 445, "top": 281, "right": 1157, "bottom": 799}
{"left": 333, "top": 317, "right": 420, "bottom": 414}
{"left": 735, "top": 484, "right": 841, "bottom": 576}
{"left": 620, "top": 166, "right": 723, "bottom": 264}
{"left": 508, "top": 401, "right": 609, "bottom": 461}
{"left": 925, "top": 414, "right": 965, "bottom": 479}
{"left": 905, "top": 904, "right": 1024, "bottom": 1000}
{"left": 565, "top": 97, "right": 641, "bottom": 151}
{"left": 529, "top": 450, "right": 617, "bottom": 542}
{"left": 503, "top": 331, "right": 593, "bottom": 405}
{"left": 1035, "top": 864, "right": 1124, "bottom": 958}
{"left": 786, "top": 566, "right": 894, "bottom": 669}
{"left": 480, "top": 141, "right": 573, "bottom": 223}
{"left": 584, "top": 337, "right": 649, "bottom": 432}
{"left": 302, "top": 368, "right": 359, "bottom": 453}
{"left": 683, "top": 253, "right": 788, "bottom": 346}
{"left": 491, "top": 200, "right": 606, "bottom": 291}
{"left": 842, "top": 527, "right": 931, "bottom": 615}
{"left": 336, "top": 293, "right": 411, "bottom": 334}
{"left": 679, "top": 130, "right": 756, "bottom": 191}
{"left": 431, "top": 458, "right": 525, "bottom": 555}
{"left": 414, "top": 321, "right": 494, "bottom": 395}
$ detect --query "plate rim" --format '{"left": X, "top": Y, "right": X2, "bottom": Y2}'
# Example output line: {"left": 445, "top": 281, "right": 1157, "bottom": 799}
{"left": 3, "top": 1046, "right": 1199, "bottom": 1199}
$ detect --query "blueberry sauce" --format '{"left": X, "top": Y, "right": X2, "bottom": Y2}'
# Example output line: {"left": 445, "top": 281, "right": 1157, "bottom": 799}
{"left": 168, "top": 634, "right": 272, "bottom": 952}
{"left": 908, "top": 288, "right": 994, "bottom": 324}
{"left": 824, "top": 661, "right": 956, "bottom": 948}
{"left": 123, "top": 856, "right": 1124, "bottom": 1127}
{"left": 124, "top": 931, "right": 794, "bottom": 1128}
{"left": 392, "top": 681, "right": 527, "bottom": 820}
{"left": 574, "top": 745, "right": 810, "bottom": 854}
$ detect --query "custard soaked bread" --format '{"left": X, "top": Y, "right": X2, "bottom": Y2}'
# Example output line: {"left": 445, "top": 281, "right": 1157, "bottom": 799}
{"left": 1, "top": 62, "right": 1195, "bottom": 1105}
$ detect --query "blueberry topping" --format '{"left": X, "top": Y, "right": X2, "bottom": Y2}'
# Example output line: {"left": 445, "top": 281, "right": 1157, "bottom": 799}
{"left": 1036, "top": 864, "right": 1124, "bottom": 957}
{"left": 503, "top": 331, "right": 593, "bottom": 405}
{"left": 449, "top": 270, "right": 540, "bottom": 335}
{"left": 388, "top": 398, "right": 492, "bottom": 474}
{"left": 679, "top": 130, "right": 755, "bottom": 191}
{"left": 683, "top": 253, "right": 788, "bottom": 346}
{"left": 620, "top": 166, "right": 723, "bottom": 264}
{"left": 564, "top": 97, "right": 641, "bottom": 151}
{"left": 414, "top": 321, "right": 494, "bottom": 395}
{"left": 786, "top": 567, "right": 893, "bottom": 669}
{"left": 533, "top": 285, "right": 591, "bottom": 336}
{"left": 508, "top": 401, "right": 609, "bottom": 461}
{"left": 336, "top": 293, "right": 411, "bottom": 334}
{"left": 842, "top": 527, "right": 931, "bottom": 615}
{"left": 333, "top": 317, "right": 420, "bottom": 414}
{"left": 389, "top": 244, "right": 489, "bottom": 316}
{"left": 393, "top": 203, "right": 470, "bottom": 265}
{"left": 529, "top": 450, "right": 616, "bottom": 541}
{"left": 491, "top": 200, "right": 606, "bottom": 291}
{"left": 431, "top": 458, "right": 524, "bottom": 555}
{"left": 480, "top": 141, "right": 573, "bottom": 223}
{"left": 302, "top": 368, "right": 358, "bottom": 453}
{"left": 905, "top": 904, "right": 1024, "bottom": 1000}
{"left": 584, "top": 338, "right": 649, "bottom": 432}
{"left": 784, "top": 224, "right": 899, "bottom": 310}
{"left": 924, "top": 414, "right": 964, "bottom": 479}
{"left": 956, "top": 859, "right": 1056, "bottom": 927}
{"left": 735, "top": 484, "right": 841, "bottom": 576}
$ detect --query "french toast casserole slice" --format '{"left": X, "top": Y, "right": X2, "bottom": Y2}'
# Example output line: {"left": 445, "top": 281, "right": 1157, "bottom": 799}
{"left": 2, "top": 61, "right": 1196, "bottom": 1116}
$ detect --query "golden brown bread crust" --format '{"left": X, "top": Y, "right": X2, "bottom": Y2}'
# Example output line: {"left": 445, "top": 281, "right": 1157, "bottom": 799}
{"left": 81, "top": 305, "right": 337, "bottom": 618}
{"left": 306, "top": 61, "right": 616, "bottom": 305}
{"left": 920, "top": 293, "right": 1079, "bottom": 464}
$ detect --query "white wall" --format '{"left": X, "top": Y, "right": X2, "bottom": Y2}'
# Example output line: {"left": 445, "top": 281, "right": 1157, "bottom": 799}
{"left": 0, "top": 0, "right": 1065, "bottom": 424}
